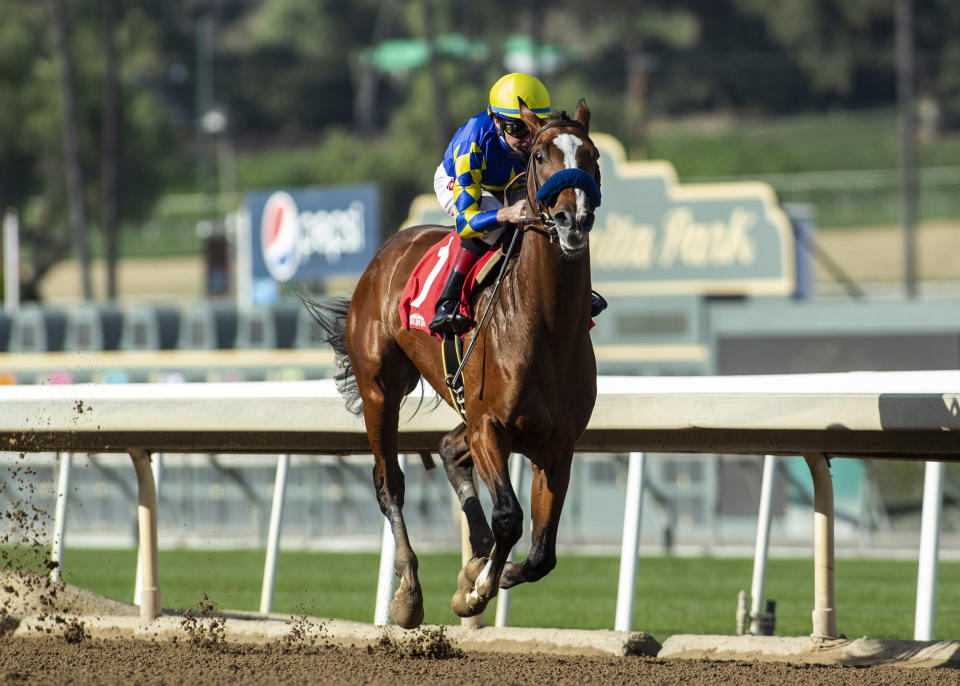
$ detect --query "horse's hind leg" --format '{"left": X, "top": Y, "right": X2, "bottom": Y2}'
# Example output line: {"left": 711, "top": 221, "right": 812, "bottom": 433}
{"left": 439, "top": 424, "right": 493, "bottom": 559}
{"left": 355, "top": 353, "right": 424, "bottom": 629}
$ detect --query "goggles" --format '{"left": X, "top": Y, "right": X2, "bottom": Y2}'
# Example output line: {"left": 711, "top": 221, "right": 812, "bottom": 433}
{"left": 499, "top": 117, "right": 529, "bottom": 138}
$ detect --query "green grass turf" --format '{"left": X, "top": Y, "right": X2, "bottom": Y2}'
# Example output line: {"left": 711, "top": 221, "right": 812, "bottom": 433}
{"left": 18, "top": 547, "right": 960, "bottom": 642}
{"left": 646, "top": 109, "right": 960, "bottom": 177}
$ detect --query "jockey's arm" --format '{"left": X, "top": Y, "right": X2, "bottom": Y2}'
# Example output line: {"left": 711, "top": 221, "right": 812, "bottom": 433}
{"left": 451, "top": 164, "right": 498, "bottom": 238}
{"left": 451, "top": 143, "right": 531, "bottom": 238}
{"left": 452, "top": 176, "right": 529, "bottom": 237}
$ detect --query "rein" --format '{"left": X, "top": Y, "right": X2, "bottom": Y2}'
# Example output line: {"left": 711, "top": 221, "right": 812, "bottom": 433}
{"left": 448, "top": 225, "right": 522, "bottom": 391}
{"left": 446, "top": 118, "right": 599, "bottom": 402}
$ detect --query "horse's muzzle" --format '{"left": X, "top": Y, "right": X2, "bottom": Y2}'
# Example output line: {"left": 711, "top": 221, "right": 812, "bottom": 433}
{"left": 556, "top": 225, "right": 589, "bottom": 256}
{"left": 552, "top": 205, "right": 594, "bottom": 255}
{"left": 553, "top": 209, "right": 594, "bottom": 232}
{"left": 580, "top": 211, "right": 596, "bottom": 232}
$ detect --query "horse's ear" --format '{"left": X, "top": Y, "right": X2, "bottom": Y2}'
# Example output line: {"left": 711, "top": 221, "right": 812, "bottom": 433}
{"left": 518, "top": 97, "right": 543, "bottom": 135}
{"left": 575, "top": 98, "right": 591, "bottom": 133}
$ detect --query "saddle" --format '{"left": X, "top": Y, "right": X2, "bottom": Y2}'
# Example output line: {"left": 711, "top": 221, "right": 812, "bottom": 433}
{"left": 398, "top": 231, "right": 516, "bottom": 338}
{"left": 398, "top": 229, "right": 519, "bottom": 420}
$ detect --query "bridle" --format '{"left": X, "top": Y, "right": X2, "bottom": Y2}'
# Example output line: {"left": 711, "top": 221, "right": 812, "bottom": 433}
{"left": 523, "top": 119, "right": 597, "bottom": 243}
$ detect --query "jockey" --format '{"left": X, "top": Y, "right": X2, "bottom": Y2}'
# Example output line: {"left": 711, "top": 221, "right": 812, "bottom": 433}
{"left": 430, "top": 72, "right": 606, "bottom": 335}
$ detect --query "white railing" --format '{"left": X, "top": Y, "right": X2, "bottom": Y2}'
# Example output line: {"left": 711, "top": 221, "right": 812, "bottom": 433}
{"left": 2, "top": 372, "right": 957, "bottom": 640}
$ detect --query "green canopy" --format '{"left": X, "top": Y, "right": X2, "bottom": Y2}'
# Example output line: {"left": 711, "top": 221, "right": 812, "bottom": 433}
{"left": 367, "top": 34, "right": 489, "bottom": 74}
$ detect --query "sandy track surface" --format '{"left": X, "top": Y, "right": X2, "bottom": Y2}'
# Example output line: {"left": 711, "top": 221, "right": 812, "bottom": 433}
{"left": 3, "top": 635, "right": 960, "bottom": 686}
{"left": 0, "top": 570, "right": 958, "bottom": 686}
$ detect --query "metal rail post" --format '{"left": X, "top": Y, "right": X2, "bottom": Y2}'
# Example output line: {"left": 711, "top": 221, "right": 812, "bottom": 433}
{"left": 134, "top": 454, "right": 162, "bottom": 607}
{"left": 50, "top": 452, "right": 72, "bottom": 583}
{"left": 130, "top": 449, "right": 161, "bottom": 621}
{"left": 615, "top": 452, "right": 647, "bottom": 632}
{"left": 260, "top": 453, "right": 291, "bottom": 614}
{"left": 749, "top": 455, "right": 778, "bottom": 634}
{"left": 804, "top": 453, "right": 836, "bottom": 640}
{"left": 914, "top": 460, "right": 944, "bottom": 640}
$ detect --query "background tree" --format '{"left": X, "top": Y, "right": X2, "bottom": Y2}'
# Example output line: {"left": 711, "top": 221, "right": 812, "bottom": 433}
{"left": 913, "top": 0, "right": 960, "bottom": 132}
{"left": 0, "top": 1, "right": 179, "bottom": 301}
{"left": 732, "top": 0, "right": 896, "bottom": 107}
{"left": 4, "top": 0, "right": 960, "bottom": 299}
{"left": 50, "top": 0, "right": 93, "bottom": 299}
{"left": 0, "top": 2, "right": 75, "bottom": 299}
{"left": 102, "top": 0, "right": 119, "bottom": 300}
{"left": 541, "top": 2, "right": 699, "bottom": 156}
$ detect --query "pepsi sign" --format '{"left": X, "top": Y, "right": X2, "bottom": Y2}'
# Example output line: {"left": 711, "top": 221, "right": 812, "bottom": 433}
{"left": 247, "top": 185, "right": 379, "bottom": 284}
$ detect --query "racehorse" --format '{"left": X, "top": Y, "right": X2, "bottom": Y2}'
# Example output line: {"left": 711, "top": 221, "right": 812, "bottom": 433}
{"left": 306, "top": 99, "right": 601, "bottom": 628}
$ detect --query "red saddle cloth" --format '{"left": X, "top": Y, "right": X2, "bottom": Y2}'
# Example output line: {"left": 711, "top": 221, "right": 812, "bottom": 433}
{"left": 398, "top": 233, "right": 498, "bottom": 338}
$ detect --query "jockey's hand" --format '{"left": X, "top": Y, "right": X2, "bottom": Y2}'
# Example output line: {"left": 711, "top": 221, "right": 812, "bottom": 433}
{"left": 496, "top": 199, "right": 535, "bottom": 225}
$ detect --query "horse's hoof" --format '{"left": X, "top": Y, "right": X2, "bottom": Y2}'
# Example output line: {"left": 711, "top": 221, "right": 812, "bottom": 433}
{"left": 457, "top": 557, "right": 488, "bottom": 593}
{"left": 451, "top": 589, "right": 486, "bottom": 618}
{"left": 499, "top": 561, "right": 524, "bottom": 589}
{"left": 390, "top": 579, "right": 424, "bottom": 629}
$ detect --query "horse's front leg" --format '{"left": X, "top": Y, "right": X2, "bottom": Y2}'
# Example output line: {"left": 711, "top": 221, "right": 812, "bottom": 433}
{"left": 451, "top": 416, "right": 522, "bottom": 618}
{"left": 439, "top": 423, "right": 494, "bottom": 559}
{"left": 499, "top": 448, "right": 573, "bottom": 590}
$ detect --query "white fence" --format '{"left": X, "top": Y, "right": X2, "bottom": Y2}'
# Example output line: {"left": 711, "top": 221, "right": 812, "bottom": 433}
{"left": 691, "top": 165, "right": 960, "bottom": 226}
{"left": 2, "top": 372, "right": 958, "bottom": 640}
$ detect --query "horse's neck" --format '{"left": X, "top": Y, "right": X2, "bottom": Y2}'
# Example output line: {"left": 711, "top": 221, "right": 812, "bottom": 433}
{"left": 512, "top": 234, "right": 591, "bottom": 332}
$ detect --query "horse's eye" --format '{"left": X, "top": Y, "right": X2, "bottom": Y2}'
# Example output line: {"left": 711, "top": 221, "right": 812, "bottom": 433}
{"left": 534, "top": 150, "right": 544, "bottom": 163}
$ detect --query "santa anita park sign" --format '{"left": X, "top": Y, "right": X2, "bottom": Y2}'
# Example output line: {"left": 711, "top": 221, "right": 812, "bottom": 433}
{"left": 403, "top": 133, "right": 795, "bottom": 296}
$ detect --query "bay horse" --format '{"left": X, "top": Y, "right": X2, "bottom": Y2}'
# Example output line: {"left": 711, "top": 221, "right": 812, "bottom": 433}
{"left": 306, "top": 99, "right": 600, "bottom": 628}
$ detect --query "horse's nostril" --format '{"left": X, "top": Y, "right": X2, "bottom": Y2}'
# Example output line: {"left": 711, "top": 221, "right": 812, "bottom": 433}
{"left": 554, "top": 210, "right": 572, "bottom": 228}
{"left": 581, "top": 213, "right": 595, "bottom": 231}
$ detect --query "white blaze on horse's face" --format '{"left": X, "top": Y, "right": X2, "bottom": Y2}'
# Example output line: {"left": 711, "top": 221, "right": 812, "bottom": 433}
{"left": 551, "top": 132, "right": 590, "bottom": 253}
{"left": 553, "top": 133, "right": 582, "bottom": 169}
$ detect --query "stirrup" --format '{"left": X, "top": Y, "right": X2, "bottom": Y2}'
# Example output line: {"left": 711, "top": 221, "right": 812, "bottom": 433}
{"left": 429, "top": 299, "right": 472, "bottom": 335}
{"left": 428, "top": 299, "right": 456, "bottom": 334}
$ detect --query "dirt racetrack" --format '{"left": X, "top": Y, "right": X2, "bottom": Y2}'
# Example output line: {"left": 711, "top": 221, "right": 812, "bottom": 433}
{"left": 0, "top": 569, "right": 958, "bottom": 685}
{"left": 3, "top": 634, "right": 960, "bottom": 686}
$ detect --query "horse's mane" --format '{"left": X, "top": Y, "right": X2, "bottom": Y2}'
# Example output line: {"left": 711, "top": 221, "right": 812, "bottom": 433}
{"left": 545, "top": 110, "right": 574, "bottom": 124}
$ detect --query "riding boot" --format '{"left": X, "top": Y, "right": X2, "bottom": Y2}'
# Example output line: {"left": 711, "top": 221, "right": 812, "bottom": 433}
{"left": 429, "top": 244, "right": 482, "bottom": 335}
{"left": 590, "top": 290, "right": 608, "bottom": 318}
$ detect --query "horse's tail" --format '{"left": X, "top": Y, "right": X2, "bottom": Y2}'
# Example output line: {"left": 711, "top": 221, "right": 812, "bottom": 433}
{"left": 300, "top": 295, "right": 363, "bottom": 415}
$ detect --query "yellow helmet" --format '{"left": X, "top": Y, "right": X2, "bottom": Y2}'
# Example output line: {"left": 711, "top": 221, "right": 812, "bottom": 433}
{"left": 488, "top": 73, "right": 551, "bottom": 120}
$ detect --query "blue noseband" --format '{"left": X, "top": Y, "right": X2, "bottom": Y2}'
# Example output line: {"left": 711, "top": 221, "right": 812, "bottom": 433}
{"left": 534, "top": 168, "right": 602, "bottom": 209}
